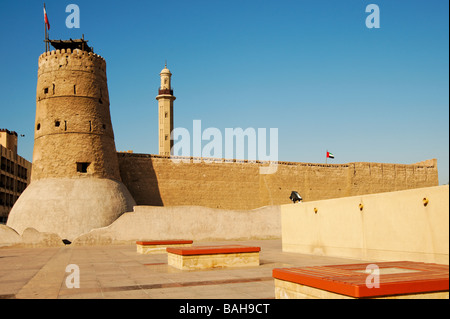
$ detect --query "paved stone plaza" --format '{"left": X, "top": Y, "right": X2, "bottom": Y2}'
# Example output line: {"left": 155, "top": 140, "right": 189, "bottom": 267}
{"left": 0, "top": 239, "right": 370, "bottom": 299}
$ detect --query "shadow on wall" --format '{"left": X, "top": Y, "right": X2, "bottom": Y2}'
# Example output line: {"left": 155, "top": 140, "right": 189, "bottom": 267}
{"left": 117, "top": 153, "right": 163, "bottom": 206}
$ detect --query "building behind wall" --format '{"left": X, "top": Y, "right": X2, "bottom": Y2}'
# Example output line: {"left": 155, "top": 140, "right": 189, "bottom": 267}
{"left": 0, "top": 129, "right": 31, "bottom": 223}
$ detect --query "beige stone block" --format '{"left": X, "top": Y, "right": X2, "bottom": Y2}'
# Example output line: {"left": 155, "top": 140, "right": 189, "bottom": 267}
{"left": 136, "top": 243, "right": 192, "bottom": 254}
{"left": 167, "top": 252, "right": 260, "bottom": 270}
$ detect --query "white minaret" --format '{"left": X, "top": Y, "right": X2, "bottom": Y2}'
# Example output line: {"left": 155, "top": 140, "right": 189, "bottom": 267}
{"left": 156, "top": 63, "right": 176, "bottom": 156}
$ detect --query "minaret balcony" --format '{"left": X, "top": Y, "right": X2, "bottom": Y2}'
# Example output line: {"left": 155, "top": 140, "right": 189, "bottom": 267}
{"left": 158, "top": 88, "right": 173, "bottom": 95}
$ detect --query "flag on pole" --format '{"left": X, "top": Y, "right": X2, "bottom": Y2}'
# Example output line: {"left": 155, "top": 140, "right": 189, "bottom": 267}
{"left": 44, "top": 4, "right": 50, "bottom": 30}
{"left": 326, "top": 151, "right": 334, "bottom": 159}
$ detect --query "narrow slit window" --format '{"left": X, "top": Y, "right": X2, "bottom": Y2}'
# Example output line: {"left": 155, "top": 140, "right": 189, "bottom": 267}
{"left": 73, "top": 85, "right": 76, "bottom": 95}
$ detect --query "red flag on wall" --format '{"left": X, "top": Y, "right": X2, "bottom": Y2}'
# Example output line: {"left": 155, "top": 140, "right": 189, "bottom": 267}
{"left": 44, "top": 5, "right": 50, "bottom": 30}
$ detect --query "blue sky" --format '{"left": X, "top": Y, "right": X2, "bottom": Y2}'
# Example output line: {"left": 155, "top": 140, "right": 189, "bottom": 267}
{"left": 0, "top": 0, "right": 448, "bottom": 183}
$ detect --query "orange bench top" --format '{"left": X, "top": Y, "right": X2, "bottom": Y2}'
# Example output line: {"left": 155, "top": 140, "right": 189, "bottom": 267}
{"left": 273, "top": 261, "right": 449, "bottom": 298}
{"left": 136, "top": 240, "right": 193, "bottom": 245}
{"left": 166, "top": 245, "right": 261, "bottom": 256}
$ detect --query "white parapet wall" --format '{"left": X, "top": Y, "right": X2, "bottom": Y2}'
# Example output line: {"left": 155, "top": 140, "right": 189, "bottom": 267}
{"left": 281, "top": 185, "right": 449, "bottom": 264}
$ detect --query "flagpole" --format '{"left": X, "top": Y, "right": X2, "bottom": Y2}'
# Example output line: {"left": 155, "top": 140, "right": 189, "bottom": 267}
{"left": 44, "top": 3, "right": 49, "bottom": 52}
{"left": 326, "top": 150, "right": 327, "bottom": 165}
{"left": 45, "top": 23, "right": 48, "bottom": 52}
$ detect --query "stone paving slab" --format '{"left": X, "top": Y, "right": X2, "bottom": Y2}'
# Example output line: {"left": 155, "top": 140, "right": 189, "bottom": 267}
{"left": 0, "top": 239, "right": 373, "bottom": 299}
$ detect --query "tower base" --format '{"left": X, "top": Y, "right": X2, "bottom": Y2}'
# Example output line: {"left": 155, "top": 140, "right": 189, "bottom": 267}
{"left": 7, "top": 177, "right": 136, "bottom": 241}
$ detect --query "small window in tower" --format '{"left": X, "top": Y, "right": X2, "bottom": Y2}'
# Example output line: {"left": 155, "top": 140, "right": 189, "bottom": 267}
{"left": 102, "top": 124, "right": 106, "bottom": 130}
{"left": 76, "top": 162, "right": 90, "bottom": 173}
{"left": 52, "top": 84, "right": 55, "bottom": 95}
{"left": 165, "top": 135, "right": 168, "bottom": 141}
{"left": 44, "top": 88, "right": 49, "bottom": 94}
{"left": 55, "top": 121, "right": 60, "bottom": 127}
{"left": 73, "top": 85, "right": 77, "bottom": 95}
{"left": 165, "top": 112, "right": 168, "bottom": 118}
{"left": 36, "top": 123, "right": 41, "bottom": 131}
{"left": 99, "top": 98, "right": 103, "bottom": 104}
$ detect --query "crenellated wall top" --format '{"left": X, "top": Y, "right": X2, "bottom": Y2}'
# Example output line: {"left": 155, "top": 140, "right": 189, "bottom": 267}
{"left": 38, "top": 49, "right": 106, "bottom": 74}
{"left": 39, "top": 49, "right": 105, "bottom": 61}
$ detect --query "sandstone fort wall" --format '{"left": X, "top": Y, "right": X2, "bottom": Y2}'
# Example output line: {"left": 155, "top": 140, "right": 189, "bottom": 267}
{"left": 118, "top": 154, "right": 438, "bottom": 210}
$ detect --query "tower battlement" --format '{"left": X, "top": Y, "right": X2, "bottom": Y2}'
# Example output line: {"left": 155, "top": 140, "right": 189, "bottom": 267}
{"left": 36, "top": 50, "right": 108, "bottom": 104}
{"left": 38, "top": 49, "right": 106, "bottom": 75}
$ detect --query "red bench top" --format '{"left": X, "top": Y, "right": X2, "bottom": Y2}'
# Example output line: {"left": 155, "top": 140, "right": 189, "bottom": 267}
{"left": 273, "top": 261, "right": 449, "bottom": 298}
{"left": 136, "top": 240, "right": 193, "bottom": 245}
{"left": 166, "top": 245, "right": 261, "bottom": 256}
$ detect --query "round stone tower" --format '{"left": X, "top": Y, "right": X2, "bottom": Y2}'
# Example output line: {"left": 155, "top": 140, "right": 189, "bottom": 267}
{"left": 7, "top": 46, "right": 136, "bottom": 241}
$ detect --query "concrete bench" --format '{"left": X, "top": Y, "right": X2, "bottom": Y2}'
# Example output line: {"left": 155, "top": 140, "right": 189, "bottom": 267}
{"left": 273, "top": 261, "right": 449, "bottom": 299}
{"left": 136, "top": 240, "right": 193, "bottom": 254}
{"left": 167, "top": 245, "right": 261, "bottom": 270}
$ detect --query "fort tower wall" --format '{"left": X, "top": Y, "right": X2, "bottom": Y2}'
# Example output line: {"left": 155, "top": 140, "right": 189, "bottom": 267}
{"left": 7, "top": 49, "right": 136, "bottom": 240}
{"left": 31, "top": 49, "right": 120, "bottom": 181}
